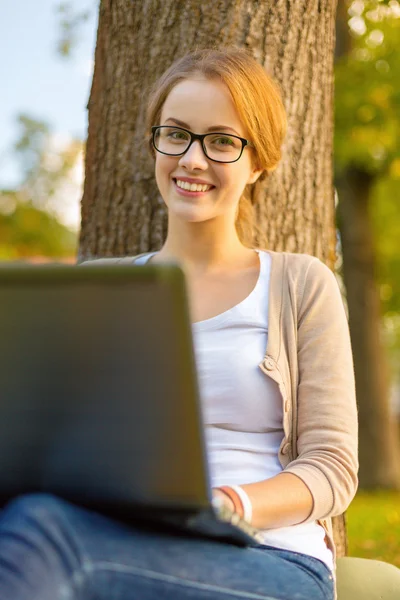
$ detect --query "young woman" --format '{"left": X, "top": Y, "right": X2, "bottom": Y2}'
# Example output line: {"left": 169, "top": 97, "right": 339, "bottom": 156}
{"left": 0, "top": 48, "right": 358, "bottom": 600}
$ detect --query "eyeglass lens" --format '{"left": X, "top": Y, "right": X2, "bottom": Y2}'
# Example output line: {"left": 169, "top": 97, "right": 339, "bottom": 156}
{"left": 153, "top": 127, "right": 243, "bottom": 162}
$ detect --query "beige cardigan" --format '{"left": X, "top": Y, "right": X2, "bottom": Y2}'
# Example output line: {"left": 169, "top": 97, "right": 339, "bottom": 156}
{"left": 257, "top": 250, "right": 358, "bottom": 562}
{"left": 85, "top": 250, "right": 359, "bottom": 561}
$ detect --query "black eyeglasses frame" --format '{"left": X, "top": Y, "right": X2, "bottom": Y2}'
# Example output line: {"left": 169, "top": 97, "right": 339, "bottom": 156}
{"left": 151, "top": 125, "right": 255, "bottom": 164}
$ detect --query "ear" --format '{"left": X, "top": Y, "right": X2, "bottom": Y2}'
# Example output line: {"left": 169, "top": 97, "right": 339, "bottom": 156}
{"left": 247, "top": 167, "right": 264, "bottom": 185}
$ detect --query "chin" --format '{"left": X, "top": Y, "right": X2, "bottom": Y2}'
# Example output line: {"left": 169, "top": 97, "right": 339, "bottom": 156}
{"left": 169, "top": 203, "right": 213, "bottom": 222}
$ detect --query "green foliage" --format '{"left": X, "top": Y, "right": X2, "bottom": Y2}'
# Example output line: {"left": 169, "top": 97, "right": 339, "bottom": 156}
{"left": 335, "top": 1, "right": 400, "bottom": 363}
{"left": 370, "top": 176, "right": 400, "bottom": 364}
{"left": 371, "top": 177, "right": 400, "bottom": 316}
{"left": 14, "top": 115, "right": 50, "bottom": 180}
{"left": 14, "top": 113, "right": 82, "bottom": 190}
{"left": 335, "top": 1, "right": 400, "bottom": 175}
{"left": 1, "top": 114, "right": 82, "bottom": 261}
{"left": 13, "top": 112, "right": 84, "bottom": 224}
{"left": 347, "top": 490, "right": 400, "bottom": 567}
{"left": 0, "top": 191, "right": 77, "bottom": 260}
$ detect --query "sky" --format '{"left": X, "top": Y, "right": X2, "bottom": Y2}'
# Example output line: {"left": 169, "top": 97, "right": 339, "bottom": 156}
{"left": 0, "top": 0, "right": 97, "bottom": 190}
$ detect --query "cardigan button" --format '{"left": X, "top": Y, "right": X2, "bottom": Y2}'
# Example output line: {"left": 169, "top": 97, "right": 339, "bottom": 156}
{"left": 282, "top": 443, "right": 290, "bottom": 455}
{"left": 263, "top": 357, "right": 274, "bottom": 370}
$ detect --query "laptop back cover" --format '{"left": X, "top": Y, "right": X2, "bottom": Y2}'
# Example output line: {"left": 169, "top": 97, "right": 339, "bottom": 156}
{"left": 0, "top": 263, "right": 211, "bottom": 515}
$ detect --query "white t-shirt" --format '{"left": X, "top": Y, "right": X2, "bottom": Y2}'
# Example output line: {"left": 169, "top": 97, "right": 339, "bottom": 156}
{"left": 136, "top": 250, "right": 333, "bottom": 570}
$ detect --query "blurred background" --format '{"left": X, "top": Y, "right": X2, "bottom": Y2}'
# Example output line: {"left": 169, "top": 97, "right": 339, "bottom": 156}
{"left": 0, "top": 0, "right": 95, "bottom": 260}
{"left": 0, "top": 0, "right": 399, "bottom": 565}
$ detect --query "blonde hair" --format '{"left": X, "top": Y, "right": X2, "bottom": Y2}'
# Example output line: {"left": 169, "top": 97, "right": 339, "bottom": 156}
{"left": 146, "top": 47, "right": 287, "bottom": 247}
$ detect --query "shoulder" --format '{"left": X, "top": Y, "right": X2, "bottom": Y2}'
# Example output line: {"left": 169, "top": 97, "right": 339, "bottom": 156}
{"left": 262, "top": 248, "right": 334, "bottom": 287}
{"left": 263, "top": 248, "right": 324, "bottom": 270}
{"left": 260, "top": 250, "right": 341, "bottom": 320}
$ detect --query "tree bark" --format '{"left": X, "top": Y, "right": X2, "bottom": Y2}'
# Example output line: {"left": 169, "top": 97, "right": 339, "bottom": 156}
{"left": 337, "top": 168, "right": 400, "bottom": 489}
{"left": 80, "top": 0, "right": 348, "bottom": 555}
{"left": 80, "top": 0, "right": 337, "bottom": 265}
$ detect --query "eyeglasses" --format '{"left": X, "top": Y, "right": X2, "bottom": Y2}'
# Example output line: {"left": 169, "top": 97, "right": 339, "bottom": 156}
{"left": 151, "top": 125, "right": 254, "bottom": 164}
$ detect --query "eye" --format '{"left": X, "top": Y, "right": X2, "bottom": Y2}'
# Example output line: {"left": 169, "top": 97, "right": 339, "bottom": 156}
{"left": 214, "top": 136, "right": 235, "bottom": 146}
{"left": 207, "top": 134, "right": 240, "bottom": 152}
{"left": 166, "top": 129, "right": 190, "bottom": 142}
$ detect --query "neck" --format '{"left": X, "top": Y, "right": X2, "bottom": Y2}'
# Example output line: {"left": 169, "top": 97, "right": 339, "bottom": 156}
{"left": 155, "top": 218, "right": 253, "bottom": 276}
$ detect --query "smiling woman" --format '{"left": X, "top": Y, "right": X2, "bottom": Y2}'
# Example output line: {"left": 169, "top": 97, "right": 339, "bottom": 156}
{"left": 0, "top": 47, "right": 358, "bottom": 600}
{"left": 150, "top": 75, "right": 265, "bottom": 247}
{"left": 146, "top": 49, "right": 287, "bottom": 252}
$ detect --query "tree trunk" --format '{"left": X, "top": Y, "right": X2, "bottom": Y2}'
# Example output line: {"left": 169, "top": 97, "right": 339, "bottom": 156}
{"left": 80, "top": 0, "right": 348, "bottom": 555}
{"left": 80, "top": 0, "right": 337, "bottom": 265}
{"left": 337, "top": 168, "right": 400, "bottom": 489}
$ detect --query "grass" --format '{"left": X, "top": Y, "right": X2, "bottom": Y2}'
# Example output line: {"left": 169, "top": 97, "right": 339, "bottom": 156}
{"left": 346, "top": 490, "right": 400, "bottom": 567}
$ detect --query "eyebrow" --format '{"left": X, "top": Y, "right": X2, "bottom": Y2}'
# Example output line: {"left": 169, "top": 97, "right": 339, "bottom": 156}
{"left": 164, "top": 117, "right": 242, "bottom": 137}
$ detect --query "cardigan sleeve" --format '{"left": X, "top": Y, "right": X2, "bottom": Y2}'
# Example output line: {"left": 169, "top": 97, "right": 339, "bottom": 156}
{"left": 283, "top": 257, "right": 359, "bottom": 521}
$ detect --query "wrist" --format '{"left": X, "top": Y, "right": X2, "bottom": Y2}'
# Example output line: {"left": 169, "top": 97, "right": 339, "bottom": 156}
{"left": 212, "top": 488, "right": 235, "bottom": 512}
{"left": 214, "top": 485, "right": 253, "bottom": 524}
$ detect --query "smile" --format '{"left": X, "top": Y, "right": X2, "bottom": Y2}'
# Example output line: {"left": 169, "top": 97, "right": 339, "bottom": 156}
{"left": 174, "top": 179, "right": 213, "bottom": 193}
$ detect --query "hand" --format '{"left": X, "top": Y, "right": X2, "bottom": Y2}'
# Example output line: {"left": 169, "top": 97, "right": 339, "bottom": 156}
{"left": 212, "top": 487, "right": 235, "bottom": 512}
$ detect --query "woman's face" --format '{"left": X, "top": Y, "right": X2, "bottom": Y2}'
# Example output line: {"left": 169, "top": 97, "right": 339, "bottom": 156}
{"left": 154, "top": 76, "right": 262, "bottom": 225}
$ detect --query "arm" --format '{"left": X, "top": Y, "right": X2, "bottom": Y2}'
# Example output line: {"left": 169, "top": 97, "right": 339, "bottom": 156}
{"left": 215, "top": 258, "right": 358, "bottom": 528}
{"left": 213, "top": 472, "right": 313, "bottom": 529}
{"left": 283, "top": 258, "right": 359, "bottom": 522}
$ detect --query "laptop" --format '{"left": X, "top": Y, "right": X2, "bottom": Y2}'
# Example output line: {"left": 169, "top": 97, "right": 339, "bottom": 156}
{"left": 0, "top": 261, "right": 263, "bottom": 546}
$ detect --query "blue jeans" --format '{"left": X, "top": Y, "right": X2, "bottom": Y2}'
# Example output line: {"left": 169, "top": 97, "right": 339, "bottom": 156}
{"left": 0, "top": 494, "right": 334, "bottom": 600}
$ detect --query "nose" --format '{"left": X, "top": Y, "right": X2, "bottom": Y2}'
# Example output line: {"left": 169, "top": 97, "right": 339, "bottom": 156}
{"left": 178, "top": 139, "right": 208, "bottom": 171}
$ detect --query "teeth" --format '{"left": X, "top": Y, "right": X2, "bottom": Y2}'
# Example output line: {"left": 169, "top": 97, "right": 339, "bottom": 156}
{"left": 176, "top": 179, "right": 211, "bottom": 192}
